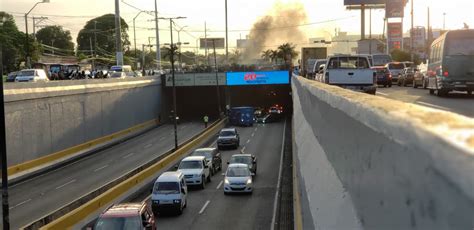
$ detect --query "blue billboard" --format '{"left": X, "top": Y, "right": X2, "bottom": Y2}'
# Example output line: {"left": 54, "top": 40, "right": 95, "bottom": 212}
{"left": 226, "top": 71, "right": 289, "bottom": 86}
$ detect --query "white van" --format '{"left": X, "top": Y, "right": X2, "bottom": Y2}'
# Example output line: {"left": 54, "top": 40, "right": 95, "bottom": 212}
{"left": 151, "top": 171, "right": 187, "bottom": 215}
{"left": 110, "top": 65, "right": 135, "bottom": 78}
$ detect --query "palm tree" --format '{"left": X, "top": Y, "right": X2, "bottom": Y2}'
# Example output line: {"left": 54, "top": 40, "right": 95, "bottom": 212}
{"left": 269, "top": 50, "right": 279, "bottom": 64}
{"left": 261, "top": 49, "right": 272, "bottom": 62}
{"left": 277, "top": 43, "right": 298, "bottom": 67}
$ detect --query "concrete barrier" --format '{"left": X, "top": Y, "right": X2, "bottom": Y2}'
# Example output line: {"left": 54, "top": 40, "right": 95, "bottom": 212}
{"left": 292, "top": 76, "right": 474, "bottom": 230}
{"left": 3, "top": 77, "right": 163, "bottom": 167}
{"left": 36, "top": 118, "right": 226, "bottom": 230}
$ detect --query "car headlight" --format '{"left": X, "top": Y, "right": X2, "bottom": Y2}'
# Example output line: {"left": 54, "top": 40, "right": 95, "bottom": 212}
{"left": 173, "top": 199, "right": 181, "bottom": 204}
{"left": 246, "top": 178, "right": 252, "bottom": 185}
{"left": 224, "top": 178, "right": 230, "bottom": 184}
{"left": 153, "top": 200, "right": 159, "bottom": 204}
{"left": 195, "top": 174, "right": 201, "bottom": 178}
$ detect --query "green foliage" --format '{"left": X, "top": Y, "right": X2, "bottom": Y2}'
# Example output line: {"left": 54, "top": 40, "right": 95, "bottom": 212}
{"left": 77, "top": 14, "right": 130, "bottom": 56}
{"left": 390, "top": 49, "right": 422, "bottom": 65}
{"left": 0, "top": 12, "right": 41, "bottom": 72}
{"left": 36, "top": 25, "right": 74, "bottom": 55}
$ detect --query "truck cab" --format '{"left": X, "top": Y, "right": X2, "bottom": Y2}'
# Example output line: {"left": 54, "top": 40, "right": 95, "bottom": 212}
{"left": 323, "top": 55, "right": 376, "bottom": 95}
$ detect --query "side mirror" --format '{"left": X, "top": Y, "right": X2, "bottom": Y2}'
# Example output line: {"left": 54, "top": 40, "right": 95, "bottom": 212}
{"left": 174, "top": 165, "right": 179, "bottom": 170}
{"left": 204, "top": 165, "right": 209, "bottom": 169}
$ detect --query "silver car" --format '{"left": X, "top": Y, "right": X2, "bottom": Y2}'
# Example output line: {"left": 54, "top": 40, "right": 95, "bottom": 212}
{"left": 223, "top": 163, "right": 254, "bottom": 194}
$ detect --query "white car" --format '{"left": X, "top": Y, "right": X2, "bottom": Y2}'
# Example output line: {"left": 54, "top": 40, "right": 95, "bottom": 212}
{"left": 223, "top": 163, "right": 254, "bottom": 195}
{"left": 15, "top": 69, "right": 49, "bottom": 82}
{"left": 177, "top": 156, "right": 211, "bottom": 189}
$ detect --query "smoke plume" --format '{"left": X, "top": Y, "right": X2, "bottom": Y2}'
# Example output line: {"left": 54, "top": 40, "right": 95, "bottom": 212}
{"left": 241, "top": 2, "right": 309, "bottom": 63}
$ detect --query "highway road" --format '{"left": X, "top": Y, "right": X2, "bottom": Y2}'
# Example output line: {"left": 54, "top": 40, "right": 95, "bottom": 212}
{"left": 155, "top": 120, "right": 286, "bottom": 230}
{"left": 376, "top": 86, "right": 474, "bottom": 118}
{"left": 2, "top": 121, "right": 207, "bottom": 229}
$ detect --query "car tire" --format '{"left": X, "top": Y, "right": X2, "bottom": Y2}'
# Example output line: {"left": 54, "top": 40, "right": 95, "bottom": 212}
{"left": 177, "top": 205, "right": 183, "bottom": 215}
{"left": 224, "top": 191, "right": 229, "bottom": 195}
{"left": 429, "top": 89, "right": 434, "bottom": 95}
{"left": 389, "top": 82, "right": 392, "bottom": 87}
{"left": 207, "top": 174, "right": 211, "bottom": 182}
{"left": 436, "top": 89, "right": 448, "bottom": 97}
{"left": 422, "top": 78, "right": 427, "bottom": 89}
{"left": 413, "top": 81, "right": 418, "bottom": 88}
{"left": 200, "top": 176, "right": 206, "bottom": 189}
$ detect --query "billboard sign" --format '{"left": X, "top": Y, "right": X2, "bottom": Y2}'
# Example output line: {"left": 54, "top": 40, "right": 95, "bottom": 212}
{"left": 200, "top": 38, "right": 225, "bottom": 49}
{"left": 226, "top": 71, "right": 289, "bottom": 86}
{"left": 385, "top": 0, "right": 405, "bottom": 18}
{"left": 388, "top": 22, "right": 403, "bottom": 50}
{"left": 344, "top": 0, "right": 385, "bottom": 5}
{"left": 165, "top": 73, "right": 226, "bottom": 87}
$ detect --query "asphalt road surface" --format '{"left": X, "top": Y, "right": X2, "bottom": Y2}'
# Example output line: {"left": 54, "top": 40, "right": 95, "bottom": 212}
{"left": 155, "top": 120, "right": 286, "bottom": 230}
{"left": 376, "top": 85, "right": 474, "bottom": 118}
{"left": 2, "top": 121, "right": 207, "bottom": 229}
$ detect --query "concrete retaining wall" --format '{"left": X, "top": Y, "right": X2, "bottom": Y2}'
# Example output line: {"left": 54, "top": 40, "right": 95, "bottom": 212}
{"left": 292, "top": 76, "right": 474, "bottom": 230}
{"left": 4, "top": 77, "right": 162, "bottom": 166}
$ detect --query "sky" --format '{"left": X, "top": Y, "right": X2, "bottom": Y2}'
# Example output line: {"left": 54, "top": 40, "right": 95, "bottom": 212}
{"left": 2, "top": 0, "right": 473, "bottom": 53}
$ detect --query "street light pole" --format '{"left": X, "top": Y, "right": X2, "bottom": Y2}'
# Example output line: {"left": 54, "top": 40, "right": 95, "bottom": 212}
{"left": 225, "top": 0, "right": 229, "bottom": 67}
{"left": 212, "top": 39, "right": 222, "bottom": 116}
{"left": 24, "top": 0, "right": 49, "bottom": 68}
{"left": 133, "top": 11, "right": 145, "bottom": 69}
{"left": 176, "top": 26, "right": 188, "bottom": 70}
{"left": 154, "top": 0, "right": 161, "bottom": 70}
{"left": 160, "top": 16, "right": 186, "bottom": 150}
{"left": 114, "top": 0, "right": 123, "bottom": 65}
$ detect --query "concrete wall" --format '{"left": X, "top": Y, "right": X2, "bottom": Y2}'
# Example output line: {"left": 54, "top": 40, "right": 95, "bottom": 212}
{"left": 292, "top": 76, "right": 474, "bottom": 230}
{"left": 4, "top": 77, "right": 162, "bottom": 166}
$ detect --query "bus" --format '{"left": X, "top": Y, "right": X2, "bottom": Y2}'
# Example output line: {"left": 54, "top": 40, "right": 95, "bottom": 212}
{"left": 229, "top": 107, "right": 255, "bottom": 126}
{"left": 427, "top": 29, "right": 474, "bottom": 96}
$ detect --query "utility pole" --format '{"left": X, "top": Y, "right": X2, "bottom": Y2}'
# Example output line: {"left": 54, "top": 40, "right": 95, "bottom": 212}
{"left": 0, "top": 15, "right": 10, "bottom": 230}
{"left": 24, "top": 0, "right": 50, "bottom": 68}
{"left": 443, "top": 13, "right": 446, "bottom": 30}
{"left": 32, "top": 16, "right": 47, "bottom": 39}
{"left": 90, "top": 37, "right": 94, "bottom": 70}
{"left": 225, "top": 0, "right": 229, "bottom": 67}
{"left": 426, "top": 7, "right": 431, "bottom": 60}
{"left": 360, "top": 4, "right": 365, "bottom": 40}
{"left": 154, "top": 0, "right": 161, "bottom": 70}
{"left": 212, "top": 39, "right": 222, "bottom": 116}
{"left": 114, "top": 0, "right": 123, "bottom": 65}
{"left": 133, "top": 11, "right": 145, "bottom": 70}
{"left": 204, "top": 22, "right": 210, "bottom": 67}
{"left": 410, "top": 0, "right": 414, "bottom": 62}
{"left": 159, "top": 16, "right": 186, "bottom": 150}
{"left": 369, "top": 8, "right": 372, "bottom": 55}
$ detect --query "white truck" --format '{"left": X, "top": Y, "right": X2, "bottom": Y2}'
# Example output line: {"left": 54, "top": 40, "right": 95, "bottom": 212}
{"left": 321, "top": 55, "right": 376, "bottom": 95}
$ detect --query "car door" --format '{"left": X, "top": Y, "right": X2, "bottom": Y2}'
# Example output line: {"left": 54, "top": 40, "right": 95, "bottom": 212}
{"left": 203, "top": 160, "right": 210, "bottom": 178}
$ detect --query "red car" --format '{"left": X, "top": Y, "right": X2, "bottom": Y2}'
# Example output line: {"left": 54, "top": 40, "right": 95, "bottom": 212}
{"left": 93, "top": 203, "right": 156, "bottom": 230}
{"left": 371, "top": 66, "right": 392, "bottom": 87}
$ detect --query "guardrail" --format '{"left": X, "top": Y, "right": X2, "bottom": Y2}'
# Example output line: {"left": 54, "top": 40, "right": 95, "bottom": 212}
{"left": 22, "top": 118, "right": 226, "bottom": 230}
{"left": 292, "top": 75, "right": 474, "bottom": 229}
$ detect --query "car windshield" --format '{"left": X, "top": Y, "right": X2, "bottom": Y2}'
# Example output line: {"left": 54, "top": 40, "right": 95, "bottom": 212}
{"left": 18, "top": 71, "right": 35, "bottom": 76}
{"left": 327, "top": 57, "right": 369, "bottom": 69}
{"left": 154, "top": 182, "right": 179, "bottom": 194}
{"left": 226, "top": 167, "right": 250, "bottom": 177}
{"left": 230, "top": 156, "right": 252, "bottom": 165}
{"left": 220, "top": 131, "right": 235, "bottom": 137}
{"left": 179, "top": 161, "right": 202, "bottom": 169}
{"left": 94, "top": 216, "right": 141, "bottom": 230}
{"left": 111, "top": 72, "right": 123, "bottom": 78}
{"left": 192, "top": 151, "right": 212, "bottom": 159}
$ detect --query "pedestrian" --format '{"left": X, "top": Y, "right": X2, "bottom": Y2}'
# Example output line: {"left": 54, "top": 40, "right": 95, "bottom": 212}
{"left": 203, "top": 115, "right": 209, "bottom": 128}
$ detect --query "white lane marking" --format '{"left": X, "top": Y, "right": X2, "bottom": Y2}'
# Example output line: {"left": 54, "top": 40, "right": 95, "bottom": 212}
{"left": 122, "top": 152, "right": 135, "bottom": 159}
{"left": 416, "top": 101, "right": 451, "bottom": 111}
{"left": 94, "top": 164, "right": 109, "bottom": 172}
{"left": 376, "top": 92, "right": 389, "bottom": 96}
{"left": 254, "top": 127, "right": 258, "bottom": 131}
{"left": 216, "top": 180, "right": 223, "bottom": 189}
{"left": 144, "top": 143, "right": 153, "bottom": 149}
{"left": 55, "top": 179, "right": 76, "bottom": 190}
{"left": 241, "top": 146, "right": 246, "bottom": 153}
{"left": 246, "top": 139, "right": 250, "bottom": 144}
{"left": 9, "top": 198, "right": 32, "bottom": 210}
{"left": 271, "top": 120, "right": 287, "bottom": 230}
{"left": 251, "top": 133, "right": 255, "bottom": 137}
{"left": 159, "top": 136, "right": 166, "bottom": 141}
{"left": 198, "top": 200, "right": 211, "bottom": 214}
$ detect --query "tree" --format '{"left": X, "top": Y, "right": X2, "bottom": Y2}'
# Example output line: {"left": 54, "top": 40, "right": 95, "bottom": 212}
{"left": 277, "top": 43, "right": 298, "bottom": 65}
{"left": 269, "top": 50, "right": 279, "bottom": 64}
{"left": 76, "top": 14, "right": 130, "bottom": 57}
{"left": 391, "top": 49, "right": 421, "bottom": 65}
{"left": 0, "top": 12, "right": 41, "bottom": 72}
{"left": 36, "top": 25, "right": 74, "bottom": 55}
{"left": 261, "top": 49, "right": 272, "bottom": 62}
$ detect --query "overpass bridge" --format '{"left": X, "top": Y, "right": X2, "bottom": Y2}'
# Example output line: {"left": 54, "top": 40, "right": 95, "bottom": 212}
{"left": 0, "top": 72, "right": 473, "bottom": 230}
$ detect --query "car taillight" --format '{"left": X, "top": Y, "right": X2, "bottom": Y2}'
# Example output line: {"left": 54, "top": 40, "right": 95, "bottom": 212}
{"left": 388, "top": 74, "right": 392, "bottom": 79}
{"left": 443, "top": 71, "right": 449, "bottom": 77}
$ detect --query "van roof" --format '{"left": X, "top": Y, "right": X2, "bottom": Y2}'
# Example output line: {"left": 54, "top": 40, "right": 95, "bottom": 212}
{"left": 182, "top": 156, "right": 206, "bottom": 161}
{"left": 194, "top": 148, "right": 216, "bottom": 152}
{"left": 156, "top": 171, "right": 183, "bottom": 182}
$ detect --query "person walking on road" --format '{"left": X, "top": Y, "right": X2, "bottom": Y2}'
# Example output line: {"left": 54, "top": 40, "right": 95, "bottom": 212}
{"left": 203, "top": 115, "right": 209, "bottom": 128}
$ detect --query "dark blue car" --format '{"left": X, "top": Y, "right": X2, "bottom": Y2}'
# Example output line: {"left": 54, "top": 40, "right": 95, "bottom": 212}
{"left": 229, "top": 107, "right": 255, "bottom": 126}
